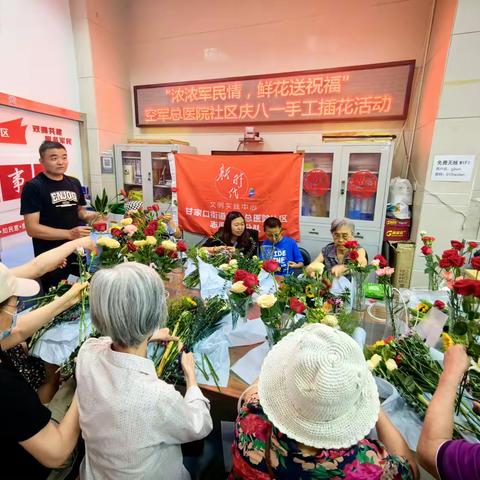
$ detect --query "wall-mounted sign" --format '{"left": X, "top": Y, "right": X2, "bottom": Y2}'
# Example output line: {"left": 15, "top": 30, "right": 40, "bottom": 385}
{"left": 134, "top": 60, "right": 415, "bottom": 127}
{"left": 431, "top": 155, "right": 476, "bottom": 182}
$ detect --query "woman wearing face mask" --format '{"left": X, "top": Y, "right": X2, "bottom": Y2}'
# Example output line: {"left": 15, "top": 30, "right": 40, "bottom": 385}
{"left": 306, "top": 218, "right": 367, "bottom": 278}
{"left": 203, "top": 211, "right": 259, "bottom": 257}
{"left": 0, "top": 238, "right": 92, "bottom": 480}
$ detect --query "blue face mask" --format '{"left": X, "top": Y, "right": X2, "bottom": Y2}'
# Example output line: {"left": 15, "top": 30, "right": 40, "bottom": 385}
{"left": 0, "top": 309, "right": 17, "bottom": 340}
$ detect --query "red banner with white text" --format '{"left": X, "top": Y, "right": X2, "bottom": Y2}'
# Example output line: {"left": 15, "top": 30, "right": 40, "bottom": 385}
{"left": 174, "top": 153, "right": 303, "bottom": 240}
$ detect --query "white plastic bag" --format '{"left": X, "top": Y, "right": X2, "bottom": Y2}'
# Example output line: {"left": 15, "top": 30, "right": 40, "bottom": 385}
{"left": 193, "top": 330, "right": 230, "bottom": 387}
{"left": 257, "top": 270, "right": 276, "bottom": 295}
{"left": 389, "top": 177, "right": 413, "bottom": 205}
{"left": 224, "top": 316, "right": 267, "bottom": 347}
{"left": 374, "top": 377, "right": 423, "bottom": 450}
{"left": 330, "top": 276, "right": 352, "bottom": 296}
{"left": 198, "top": 258, "right": 231, "bottom": 299}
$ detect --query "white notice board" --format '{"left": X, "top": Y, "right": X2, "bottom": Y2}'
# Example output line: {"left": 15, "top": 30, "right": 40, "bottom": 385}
{"left": 431, "top": 155, "right": 476, "bottom": 182}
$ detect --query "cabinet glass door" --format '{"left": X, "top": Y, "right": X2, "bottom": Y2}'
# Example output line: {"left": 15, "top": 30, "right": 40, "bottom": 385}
{"left": 344, "top": 152, "right": 381, "bottom": 223}
{"left": 121, "top": 150, "right": 143, "bottom": 201}
{"left": 302, "top": 152, "right": 335, "bottom": 218}
{"left": 150, "top": 151, "right": 173, "bottom": 208}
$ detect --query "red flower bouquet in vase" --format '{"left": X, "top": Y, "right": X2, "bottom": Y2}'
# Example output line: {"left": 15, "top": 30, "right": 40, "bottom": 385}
{"left": 229, "top": 269, "right": 259, "bottom": 327}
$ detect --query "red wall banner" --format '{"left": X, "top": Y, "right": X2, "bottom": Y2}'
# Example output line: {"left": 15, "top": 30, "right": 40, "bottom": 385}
{"left": 0, "top": 118, "right": 27, "bottom": 144}
{"left": 175, "top": 153, "right": 303, "bottom": 240}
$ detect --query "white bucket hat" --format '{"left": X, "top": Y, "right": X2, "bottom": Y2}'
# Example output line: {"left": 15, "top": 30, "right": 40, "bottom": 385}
{"left": 0, "top": 263, "right": 40, "bottom": 303}
{"left": 258, "top": 323, "right": 380, "bottom": 450}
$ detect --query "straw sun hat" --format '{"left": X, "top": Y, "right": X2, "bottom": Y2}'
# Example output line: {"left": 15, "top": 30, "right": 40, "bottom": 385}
{"left": 258, "top": 323, "right": 380, "bottom": 450}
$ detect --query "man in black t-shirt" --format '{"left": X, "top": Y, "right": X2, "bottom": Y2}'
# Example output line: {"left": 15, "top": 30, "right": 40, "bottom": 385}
{"left": 21, "top": 141, "right": 98, "bottom": 290}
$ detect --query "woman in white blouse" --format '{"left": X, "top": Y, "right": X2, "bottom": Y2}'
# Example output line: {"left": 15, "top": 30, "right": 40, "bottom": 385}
{"left": 75, "top": 262, "right": 213, "bottom": 480}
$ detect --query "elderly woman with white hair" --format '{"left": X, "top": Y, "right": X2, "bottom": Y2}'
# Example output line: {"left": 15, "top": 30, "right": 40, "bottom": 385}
{"left": 75, "top": 262, "right": 213, "bottom": 480}
{"left": 306, "top": 218, "right": 367, "bottom": 278}
{"left": 230, "top": 324, "right": 418, "bottom": 479}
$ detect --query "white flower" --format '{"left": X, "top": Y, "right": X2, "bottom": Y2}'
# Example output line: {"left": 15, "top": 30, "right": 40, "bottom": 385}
{"left": 76, "top": 247, "right": 85, "bottom": 256}
{"left": 322, "top": 314, "right": 338, "bottom": 328}
{"left": 469, "top": 358, "right": 480, "bottom": 374}
{"left": 385, "top": 358, "right": 398, "bottom": 371}
{"left": 256, "top": 294, "right": 277, "bottom": 309}
{"left": 229, "top": 259, "right": 238, "bottom": 266}
{"left": 161, "top": 240, "right": 177, "bottom": 251}
{"left": 218, "top": 263, "right": 230, "bottom": 271}
{"left": 370, "top": 354, "right": 382, "bottom": 368}
{"left": 146, "top": 236, "right": 157, "bottom": 246}
{"left": 230, "top": 281, "right": 247, "bottom": 294}
{"left": 420, "top": 230, "right": 427, "bottom": 237}
{"left": 371, "top": 259, "right": 380, "bottom": 267}
{"left": 308, "top": 262, "right": 325, "bottom": 274}
{"left": 366, "top": 359, "right": 377, "bottom": 371}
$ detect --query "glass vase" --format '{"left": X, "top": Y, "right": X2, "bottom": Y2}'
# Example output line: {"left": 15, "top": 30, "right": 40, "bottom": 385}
{"left": 351, "top": 271, "right": 368, "bottom": 312}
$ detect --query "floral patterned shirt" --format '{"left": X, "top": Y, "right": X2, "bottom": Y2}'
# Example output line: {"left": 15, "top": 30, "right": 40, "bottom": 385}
{"left": 229, "top": 393, "right": 413, "bottom": 480}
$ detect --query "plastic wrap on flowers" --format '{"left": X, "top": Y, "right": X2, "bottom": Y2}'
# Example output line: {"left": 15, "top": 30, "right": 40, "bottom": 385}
{"left": 193, "top": 330, "right": 230, "bottom": 387}
{"left": 198, "top": 258, "right": 231, "bottom": 299}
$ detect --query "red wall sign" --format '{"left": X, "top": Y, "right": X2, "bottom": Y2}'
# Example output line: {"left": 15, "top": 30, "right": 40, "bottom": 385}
{"left": 0, "top": 220, "right": 26, "bottom": 238}
{"left": 0, "top": 164, "right": 33, "bottom": 201}
{"left": 0, "top": 118, "right": 27, "bottom": 144}
{"left": 135, "top": 60, "right": 415, "bottom": 127}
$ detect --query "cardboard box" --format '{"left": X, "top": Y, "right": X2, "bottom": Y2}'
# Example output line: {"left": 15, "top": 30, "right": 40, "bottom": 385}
{"left": 391, "top": 241, "right": 415, "bottom": 288}
{"left": 383, "top": 218, "right": 411, "bottom": 242}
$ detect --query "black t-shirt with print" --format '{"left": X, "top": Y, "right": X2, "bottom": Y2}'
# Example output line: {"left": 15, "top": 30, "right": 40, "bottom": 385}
{"left": 20, "top": 173, "right": 86, "bottom": 256}
{"left": 0, "top": 356, "right": 52, "bottom": 480}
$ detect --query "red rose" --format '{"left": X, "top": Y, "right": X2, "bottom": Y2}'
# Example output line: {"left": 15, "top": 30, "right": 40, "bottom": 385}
{"left": 421, "top": 245, "right": 432, "bottom": 256}
{"left": 148, "top": 220, "right": 158, "bottom": 230}
{"left": 472, "top": 257, "right": 480, "bottom": 270}
{"left": 111, "top": 228, "right": 123, "bottom": 237}
{"left": 395, "top": 354, "right": 403, "bottom": 365}
{"left": 422, "top": 236, "right": 436, "bottom": 242}
{"left": 442, "top": 249, "right": 460, "bottom": 259}
{"left": 147, "top": 205, "right": 154, "bottom": 211}
{"left": 155, "top": 246, "right": 165, "bottom": 256}
{"left": 176, "top": 240, "right": 187, "bottom": 252}
{"left": 344, "top": 240, "right": 359, "bottom": 249}
{"left": 233, "top": 269, "right": 250, "bottom": 282}
{"left": 144, "top": 226, "right": 156, "bottom": 236}
{"left": 289, "top": 297, "right": 306, "bottom": 314}
{"left": 433, "top": 300, "right": 446, "bottom": 310}
{"left": 469, "top": 241, "right": 479, "bottom": 249}
{"left": 152, "top": 204, "right": 160, "bottom": 212}
{"left": 262, "top": 259, "right": 280, "bottom": 273}
{"left": 474, "top": 281, "right": 480, "bottom": 298}
{"left": 384, "top": 336, "right": 394, "bottom": 344}
{"left": 167, "top": 250, "right": 178, "bottom": 259}
{"left": 451, "top": 240, "right": 465, "bottom": 251}
{"left": 127, "top": 241, "right": 137, "bottom": 252}
{"left": 93, "top": 222, "right": 107, "bottom": 232}
{"left": 451, "top": 255, "right": 465, "bottom": 268}
{"left": 453, "top": 279, "right": 476, "bottom": 296}
{"left": 348, "top": 250, "right": 359, "bottom": 261}
{"left": 439, "top": 258, "right": 452, "bottom": 269}
{"left": 242, "top": 273, "right": 259, "bottom": 289}
{"left": 374, "top": 254, "right": 388, "bottom": 267}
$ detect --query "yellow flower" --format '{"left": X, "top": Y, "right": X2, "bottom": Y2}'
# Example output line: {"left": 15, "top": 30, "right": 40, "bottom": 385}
{"left": 230, "top": 281, "right": 247, "bottom": 294}
{"left": 110, "top": 223, "right": 121, "bottom": 230}
{"left": 321, "top": 314, "right": 338, "bottom": 327}
{"left": 185, "top": 297, "right": 197, "bottom": 307}
{"left": 161, "top": 240, "right": 177, "bottom": 251}
{"left": 96, "top": 236, "right": 108, "bottom": 247}
{"left": 105, "top": 238, "right": 120, "bottom": 249}
{"left": 385, "top": 358, "right": 398, "bottom": 371}
{"left": 305, "top": 285, "right": 315, "bottom": 298}
{"left": 133, "top": 240, "right": 147, "bottom": 248}
{"left": 372, "top": 340, "right": 385, "bottom": 350}
{"left": 256, "top": 294, "right": 277, "bottom": 309}
{"left": 121, "top": 217, "right": 133, "bottom": 226}
{"left": 417, "top": 303, "right": 430, "bottom": 314}
{"left": 442, "top": 332, "right": 454, "bottom": 351}
{"left": 322, "top": 302, "right": 332, "bottom": 313}
{"left": 146, "top": 236, "right": 157, "bottom": 246}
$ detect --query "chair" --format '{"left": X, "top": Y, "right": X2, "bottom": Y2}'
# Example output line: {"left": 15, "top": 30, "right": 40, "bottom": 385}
{"left": 299, "top": 247, "right": 311, "bottom": 267}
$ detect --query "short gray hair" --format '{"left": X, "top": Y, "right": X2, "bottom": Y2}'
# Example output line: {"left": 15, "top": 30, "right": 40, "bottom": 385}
{"left": 330, "top": 218, "right": 355, "bottom": 234}
{"left": 89, "top": 262, "right": 167, "bottom": 347}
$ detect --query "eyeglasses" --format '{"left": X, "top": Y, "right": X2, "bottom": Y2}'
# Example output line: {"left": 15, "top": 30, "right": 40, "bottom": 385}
{"left": 333, "top": 233, "right": 350, "bottom": 240}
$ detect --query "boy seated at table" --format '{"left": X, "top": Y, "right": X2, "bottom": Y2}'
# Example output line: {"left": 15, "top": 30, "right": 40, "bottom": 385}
{"left": 260, "top": 217, "right": 303, "bottom": 276}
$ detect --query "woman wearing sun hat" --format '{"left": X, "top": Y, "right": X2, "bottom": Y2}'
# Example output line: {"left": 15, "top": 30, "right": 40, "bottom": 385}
{"left": 230, "top": 324, "right": 418, "bottom": 479}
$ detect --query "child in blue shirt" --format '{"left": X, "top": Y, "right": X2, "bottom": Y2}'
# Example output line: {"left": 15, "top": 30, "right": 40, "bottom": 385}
{"left": 261, "top": 217, "right": 304, "bottom": 275}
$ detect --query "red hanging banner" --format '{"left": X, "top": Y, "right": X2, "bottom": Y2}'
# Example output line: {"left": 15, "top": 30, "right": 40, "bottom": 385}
{"left": 175, "top": 153, "right": 303, "bottom": 240}
{"left": 0, "top": 118, "right": 27, "bottom": 144}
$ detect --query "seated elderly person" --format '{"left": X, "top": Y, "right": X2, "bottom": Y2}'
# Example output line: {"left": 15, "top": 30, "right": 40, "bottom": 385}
{"left": 306, "top": 218, "right": 367, "bottom": 278}
{"left": 75, "top": 262, "right": 213, "bottom": 479}
{"left": 230, "top": 324, "right": 418, "bottom": 479}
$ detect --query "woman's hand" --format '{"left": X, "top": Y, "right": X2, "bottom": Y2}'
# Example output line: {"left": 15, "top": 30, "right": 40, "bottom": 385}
{"left": 181, "top": 352, "right": 197, "bottom": 387}
{"left": 443, "top": 344, "right": 469, "bottom": 385}
{"left": 75, "top": 236, "right": 97, "bottom": 253}
{"left": 59, "top": 282, "right": 89, "bottom": 309}
{"left": 149, "top": 327, "right": 179, "bottom": 343}
{"left": 331, "top": 264, "right": 348, "bottom": 277}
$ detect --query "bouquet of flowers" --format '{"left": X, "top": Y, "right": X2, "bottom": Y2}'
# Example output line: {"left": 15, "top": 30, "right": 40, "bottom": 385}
{"left": 96, "top": 207, "right": 187, "bottom": 279}
{"left": 218, "top": 252, "right": 263, "bottom": 281}
{"left": 228, "top": 269, "right": 260, "bottom": 326}
{"left": 183, "top": 246, "right": 234, "bottom": 289}
{"left": 154, "top": 296, "right": 230, "bottom": 385}
{"left": 90, "top": 188, "right": 127, "bottom": 231}
{"left": 366, "top": 333, "right": 480, "bottom": 440}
